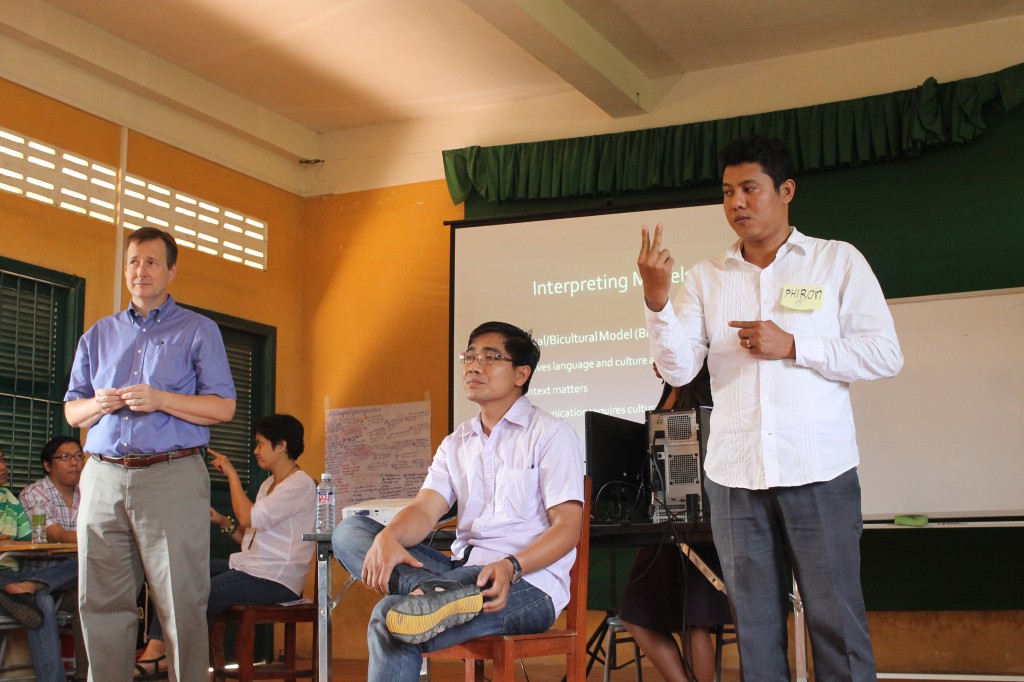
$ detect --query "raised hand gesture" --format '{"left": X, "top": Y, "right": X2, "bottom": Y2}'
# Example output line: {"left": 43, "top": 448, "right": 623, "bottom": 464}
{"left": 637, "top": 223, "right": 674, "bottom": 312}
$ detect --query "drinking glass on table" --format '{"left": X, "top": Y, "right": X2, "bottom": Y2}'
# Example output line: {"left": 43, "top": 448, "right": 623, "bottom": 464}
{"left": 31, "top": 504, "right": 47, "bottom": 544}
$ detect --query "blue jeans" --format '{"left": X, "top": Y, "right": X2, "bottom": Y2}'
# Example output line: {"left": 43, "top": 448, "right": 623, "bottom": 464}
{"left": 0, "top": 559, "right": 79, "bottom": 682}
{"left": 148, "top": 559, "right": 300, "bottom": 640}
{"left": 333, "top": 515, "right": 557, "bottom": 682}
{"left": 705, "top": 467, "right": 876, "bottom": 681}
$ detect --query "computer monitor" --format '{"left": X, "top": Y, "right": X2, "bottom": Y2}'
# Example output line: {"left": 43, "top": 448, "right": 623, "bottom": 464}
{"left": 584, "top": 411, "right": 650, "bottom": 523}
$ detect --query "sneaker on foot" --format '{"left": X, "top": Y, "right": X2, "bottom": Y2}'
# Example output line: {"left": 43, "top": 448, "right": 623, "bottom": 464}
{"left": 385, "top": 579, "right": 483, "bottom": 644}
{"left": 0, "top": 591, "right": 44, "bottom": 628}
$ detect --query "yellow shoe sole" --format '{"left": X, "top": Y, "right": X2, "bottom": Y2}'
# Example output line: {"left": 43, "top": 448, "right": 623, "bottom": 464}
{"left": 386, "top": 587, "right": 484, "bottom": 644}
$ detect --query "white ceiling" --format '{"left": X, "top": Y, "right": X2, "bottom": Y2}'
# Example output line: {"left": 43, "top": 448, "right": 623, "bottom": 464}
{"left": 2, "top": 0, "right": 1024, "bottom": 195}
{"left": 11, "top": 0, "right": 1024, "bottom": 131}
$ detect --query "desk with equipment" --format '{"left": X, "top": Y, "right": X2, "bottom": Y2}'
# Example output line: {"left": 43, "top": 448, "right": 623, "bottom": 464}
{"left": 585, "top": 406, "right": 719, "bottom": 625}
{"left": 585, "top": 406, "right": 716, "bottom": 609}
{"left": 584, "top": 408, "right": 749, "bottom": 680}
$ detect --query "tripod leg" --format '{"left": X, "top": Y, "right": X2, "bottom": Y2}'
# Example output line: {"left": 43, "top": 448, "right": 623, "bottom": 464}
{"left": 585, "top": 610, "right": 613, "bottom": 676}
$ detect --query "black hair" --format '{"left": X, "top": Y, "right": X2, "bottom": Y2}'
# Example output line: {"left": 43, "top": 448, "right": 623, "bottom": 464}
{"left": 126, "top": 226, "right": 179, "bottom": 267}
{"left": 467, "top": 321, "right": 542, "bottom": 394}
{"left": 40, "top": 436, "right": 82, "bottom": 467}
{"left": 718, "top": 134, "right": 794, "bottom": 191}
{"left": 657, "top": 360, "right": 713, "bottom": 411}
{"left": 254, "top": 414, "right": 305, "bottom": 460}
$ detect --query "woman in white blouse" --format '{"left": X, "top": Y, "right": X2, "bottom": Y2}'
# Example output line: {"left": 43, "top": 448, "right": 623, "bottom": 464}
{"left": 134, "top": 414, "right": 316, "bottom": 678}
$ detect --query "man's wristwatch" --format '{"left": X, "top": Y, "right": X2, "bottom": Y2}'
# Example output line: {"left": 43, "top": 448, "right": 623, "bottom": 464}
{"left": 505, "top": 555, "right": 523, "bottom": 584}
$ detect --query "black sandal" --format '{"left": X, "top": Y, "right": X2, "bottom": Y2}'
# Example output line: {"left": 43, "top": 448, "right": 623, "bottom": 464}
{"left": 133, "top": 654, "right": 168, "bottom": 679}
{"left": 0, "top": 591, "right": 43, "bottom": 628}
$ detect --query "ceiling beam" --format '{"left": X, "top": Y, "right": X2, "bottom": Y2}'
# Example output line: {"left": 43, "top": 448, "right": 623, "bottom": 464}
{"left": 0, "top": 0, "right": 321, "bottom": 164}
{"left": 459, "top": 0, "right": 652, "bottom": 117}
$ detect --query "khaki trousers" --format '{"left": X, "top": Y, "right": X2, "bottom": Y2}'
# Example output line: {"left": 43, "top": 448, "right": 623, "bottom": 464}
{"left": 78, "top": 454, "right": 211, "bottom": 682}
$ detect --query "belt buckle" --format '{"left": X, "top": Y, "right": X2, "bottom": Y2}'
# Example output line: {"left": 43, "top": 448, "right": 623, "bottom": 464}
{"left": 121, "top": 455, "right": 147, "bottom": 467}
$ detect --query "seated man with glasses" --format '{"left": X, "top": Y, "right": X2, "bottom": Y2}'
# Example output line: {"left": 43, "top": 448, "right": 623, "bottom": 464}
{"left": 19, "top": 436, "right": 83, "bottom": 546}
{"left": 333, "top": 321, "right": 585, "bottom": 682}
{"left": 0, "top": 437, "right": 83, "bottom": 682}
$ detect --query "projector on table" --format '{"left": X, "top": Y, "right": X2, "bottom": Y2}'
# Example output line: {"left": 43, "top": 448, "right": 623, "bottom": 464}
{"left": 341, "top": 498, "right": 414, "bottom": 526}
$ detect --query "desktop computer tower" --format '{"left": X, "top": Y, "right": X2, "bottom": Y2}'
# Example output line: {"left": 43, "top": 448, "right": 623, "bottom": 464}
{"left": 647, "top": 407, "right": 711, "bottom": 523}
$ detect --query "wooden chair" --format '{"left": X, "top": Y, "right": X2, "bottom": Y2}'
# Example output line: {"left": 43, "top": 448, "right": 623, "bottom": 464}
{"left": 424, "top": 476, "right": 592, "bottom": 682}
{"left": 209, "top": 602, "right": 316, "bottom": 682}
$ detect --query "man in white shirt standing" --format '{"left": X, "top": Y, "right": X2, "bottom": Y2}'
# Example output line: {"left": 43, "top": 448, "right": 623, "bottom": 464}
{"left": 637, "top": 135, "right": 903, "bottom": 681}
{"left": 332, "top": 321, "right": 585, "bottom": 682}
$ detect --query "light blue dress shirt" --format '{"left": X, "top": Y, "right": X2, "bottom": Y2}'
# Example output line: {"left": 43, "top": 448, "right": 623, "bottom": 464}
{"left": 65, "top": 295, "right": 236, "bottom": 456}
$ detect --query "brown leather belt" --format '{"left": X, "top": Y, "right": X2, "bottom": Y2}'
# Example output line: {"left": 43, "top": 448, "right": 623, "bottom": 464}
{"left": 90, "top": 447, "right": 202, "bottom": 469}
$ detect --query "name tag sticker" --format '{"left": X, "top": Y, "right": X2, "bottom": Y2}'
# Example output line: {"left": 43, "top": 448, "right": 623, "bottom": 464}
{"left": 781, "top": 285, "right": 825, "bottom": 311}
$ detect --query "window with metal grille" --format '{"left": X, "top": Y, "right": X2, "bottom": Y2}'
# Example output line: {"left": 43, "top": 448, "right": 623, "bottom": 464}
{"left": 208, "top": 332, "right": 257, "bottom": 489}
{"left": 0, "top": 257, "right": 83, "bottom": 488}
{"left": 0, "top": 124, "right": 268, "bottom": 271}
{"left": 188, "top": 314, "right": 277, "bottom": 497}
{"left": 121, "top": 176, "right": 267, "bottom": 270}
{"left": 197, "top": 317, "right": 277, "bottom": 559}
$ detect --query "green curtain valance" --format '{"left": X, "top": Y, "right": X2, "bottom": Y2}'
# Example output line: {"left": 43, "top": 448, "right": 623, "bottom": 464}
{"left": 442, "top": 62, "right": 1024, "bottom": 205}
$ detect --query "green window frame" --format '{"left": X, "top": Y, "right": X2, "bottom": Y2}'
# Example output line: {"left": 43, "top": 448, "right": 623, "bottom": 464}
{"left": 180, "top": 307, "right": 277, "bottom": 556}
{"left": 185, "top": 307, "right": 277, "bottom": 661}
{"left": 184, "top": 308, "right": 277, "bottom": 493}
{"left": 0, "top": 256, "right": 84, "bottom": 488}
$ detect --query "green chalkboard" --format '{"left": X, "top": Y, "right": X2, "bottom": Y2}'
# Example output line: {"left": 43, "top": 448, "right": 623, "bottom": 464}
{"left": 861, "top": 527, "right": 1024, "bottom": 610}
{"left": 792, "top": 104, "right": 1024, "bottom": 299}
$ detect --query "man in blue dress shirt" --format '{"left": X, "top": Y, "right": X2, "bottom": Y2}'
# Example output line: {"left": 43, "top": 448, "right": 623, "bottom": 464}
{"left": 65, "top": 227, "right": 236, "bottom": 681}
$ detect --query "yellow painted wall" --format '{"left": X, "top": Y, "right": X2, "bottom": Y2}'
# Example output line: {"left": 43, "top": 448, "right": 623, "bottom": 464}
{"left": 0, "top": 78, "right": 121, "bottom": 327}
{"left": 299, "top": 181, "right": 457, "bottom": 453}
{"left": 298, "top": 180, "right": 459, "bottom": 659}
{"left": 0, "top": 77, "right": 307, "bottom": 428}
{"left": 122, "top": 131, "right": 307, "bottom": 419}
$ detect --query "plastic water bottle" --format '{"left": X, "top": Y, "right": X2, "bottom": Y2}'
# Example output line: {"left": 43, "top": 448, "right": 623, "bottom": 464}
{"left": 315, "top": 473, "right": 336, "bottom": 534}
{"left": 30, "top": 503, "right": 47, "bottom": 544}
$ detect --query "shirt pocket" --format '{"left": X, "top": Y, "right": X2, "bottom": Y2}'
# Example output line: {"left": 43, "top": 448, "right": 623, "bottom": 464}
{"left": 147, "top": 343, "right": 192, "bottom": 389}
{"left": 502, "top": 468, "right": 541, "bottom": 518}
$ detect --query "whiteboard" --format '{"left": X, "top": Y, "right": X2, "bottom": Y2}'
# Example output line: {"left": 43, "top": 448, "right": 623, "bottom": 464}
{"left": 853, "top": 288, "right": 1024, "bottom": 520}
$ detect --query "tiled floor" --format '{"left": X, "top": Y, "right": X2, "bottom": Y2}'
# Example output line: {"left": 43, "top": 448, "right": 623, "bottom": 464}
{"left": 331, "top": 657, "right": 741, "bottom": 681}
{"left": 328, "top": 659, "right": 996, "bottom": 682}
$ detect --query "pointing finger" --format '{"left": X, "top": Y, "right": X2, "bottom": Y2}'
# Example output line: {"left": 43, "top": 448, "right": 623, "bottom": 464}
{"left": 728, "top": 321, "right": 756, "bottom": 329}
